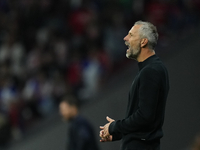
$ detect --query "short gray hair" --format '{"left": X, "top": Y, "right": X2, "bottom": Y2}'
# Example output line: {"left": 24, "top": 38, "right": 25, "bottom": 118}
{"left": 134, "top": 21, "right": 158, "bottom": 50}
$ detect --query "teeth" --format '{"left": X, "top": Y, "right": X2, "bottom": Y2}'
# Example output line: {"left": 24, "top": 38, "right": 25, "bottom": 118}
{"left": 125, "top": 42, "right": 130, "bottom": 48}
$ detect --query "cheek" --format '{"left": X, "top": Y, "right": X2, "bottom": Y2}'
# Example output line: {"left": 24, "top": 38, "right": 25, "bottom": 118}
{"left": 60, "top": 109, "right": 66, "bottom": 116}
{"left": 131, "top": 40, "right": 140, "bottom": 48}
{"left": 60, "top": 107, "right": 69, "bottom": 116}
{"left": 64, "top": 109, "right": 70, "bottom": 115}
{"left": 129, "top": 39, "right": 135, "bottom": 47}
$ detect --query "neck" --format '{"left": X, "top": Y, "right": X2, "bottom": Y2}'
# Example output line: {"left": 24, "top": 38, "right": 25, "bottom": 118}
{"left": 137, "top": 48, "right": 155, "bottom": 62}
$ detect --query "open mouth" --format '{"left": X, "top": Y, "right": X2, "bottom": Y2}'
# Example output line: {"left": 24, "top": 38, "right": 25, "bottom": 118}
{"left": 125, "top": 42, "right": 130, "bottom": 50}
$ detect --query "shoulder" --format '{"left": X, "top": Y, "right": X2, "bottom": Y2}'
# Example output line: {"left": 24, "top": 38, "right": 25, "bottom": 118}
{"left": 142, "top": 60, "right": 167, "bottom": 75}
{"left": 75, "top": 115, "right": 87, "bottom": 124}
{"left": 139, "top": 63, "right": 166, "bottom": 83}
{"left": 75, "top": 115, "right": 93, "bottom": 128}
{"left": 140, "top": 64, "right": 159, "bottom": 76}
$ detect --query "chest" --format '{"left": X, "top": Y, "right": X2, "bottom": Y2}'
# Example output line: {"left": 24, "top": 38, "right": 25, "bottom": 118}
{"left": 126, "top": 73, "right": 141, "bottom": 116}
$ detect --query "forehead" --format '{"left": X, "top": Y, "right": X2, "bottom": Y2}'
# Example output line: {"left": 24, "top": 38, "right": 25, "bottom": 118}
{"left": 60, "top": 101, "right": 70, "bottom": 108}
{"left": 129, "top": 25, "right": 141, "bottom": 34}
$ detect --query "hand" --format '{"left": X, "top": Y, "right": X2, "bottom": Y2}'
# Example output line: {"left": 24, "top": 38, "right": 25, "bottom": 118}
{"left": 99, "top": 129, "right": 112, "bottom": 142}
{"left": 99, "top": 116, "right": 115, "bottom": 142}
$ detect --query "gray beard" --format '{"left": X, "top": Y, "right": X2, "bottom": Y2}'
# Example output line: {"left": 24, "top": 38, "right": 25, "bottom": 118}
{"left": 126, "top": 46, "right": 141, "bottom": 60}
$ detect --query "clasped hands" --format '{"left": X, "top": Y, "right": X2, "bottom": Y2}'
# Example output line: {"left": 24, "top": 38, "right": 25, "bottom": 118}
{"left": 99, "top": 116, "right": 115, "bottom": 142}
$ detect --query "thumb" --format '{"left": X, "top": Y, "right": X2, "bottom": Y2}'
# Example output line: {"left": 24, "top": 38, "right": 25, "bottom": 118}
{"left": 106, "top": 116, "right": 114, "bottom": 122}
{"left": 100, "top": 126, "right": 104, "bottom": 129}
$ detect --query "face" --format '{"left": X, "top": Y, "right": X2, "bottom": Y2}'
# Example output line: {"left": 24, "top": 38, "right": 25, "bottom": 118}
{"left": 124, "top": 25, "right": 142, "bottom": 60}
{"left": 59, "top": 102, "right": 73, "bottom": 121}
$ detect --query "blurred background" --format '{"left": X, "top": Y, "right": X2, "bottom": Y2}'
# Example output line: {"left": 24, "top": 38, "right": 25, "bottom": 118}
{"left": 0, "top": 0, "right": 200, "bottom": 150}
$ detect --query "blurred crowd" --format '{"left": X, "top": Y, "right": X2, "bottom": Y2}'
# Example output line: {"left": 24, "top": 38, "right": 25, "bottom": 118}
{"left": 0, "top": 0, "right": 200, "bottom": 147}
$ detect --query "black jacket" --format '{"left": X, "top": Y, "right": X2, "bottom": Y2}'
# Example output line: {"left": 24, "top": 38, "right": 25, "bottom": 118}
{"left": 109, "top": 55, "right": 169, "bottom": 150}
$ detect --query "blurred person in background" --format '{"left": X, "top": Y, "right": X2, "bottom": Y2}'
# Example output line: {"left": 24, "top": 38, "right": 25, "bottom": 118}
{"left": 0, "top": 75, "right": 24, "bottom": 141}
{"left": 78, "top": 48, "right": 101, "bottom": 101}
{"left": 59, "top": 95, "right": 99, "bottom": 150}
{"left": 0, "top": 112, "right": 11, "bottom": 148}
{"left": 99, "top": 21, "right": 169, "bottom": 150}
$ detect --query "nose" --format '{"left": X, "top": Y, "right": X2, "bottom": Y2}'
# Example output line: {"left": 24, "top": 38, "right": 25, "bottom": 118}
{"left": 124, "top": 35, "right": 128, "bottom": 41}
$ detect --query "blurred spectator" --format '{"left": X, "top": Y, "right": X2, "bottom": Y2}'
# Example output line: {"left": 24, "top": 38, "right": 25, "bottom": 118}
{"left": 53, "top": 36, "right": 69, "bottom": 70}
{"left": 22, "top": 71, "right": 55, "bottom": 118}
{"left": 167, "top": 0, "right": 185, "bottom": 37}
{"left": 68, "top": 3, "right": 94, "bottom": 36}
{"left": 59, "top": 95, "right": 99, "bottom": 150}
{"left": 103, "top": 8, "right": 127, "bottom": 65}
{"left": 145, "top": 0, "right": 169, "bottom": 45}
{"left": 52, "top": 70, "right": 70, "bottom": 106}
{"left": 0, "top": 113, "right": 11, "bottom": 147}
{"left": 66, "top": 51, "right": 83, "bottom": 98}
{"left": 0, "top": 76, "right": 23, "bottom": 141}
{"left": 26, "top": 46, "right": 42, "bottom": 73}
{"left": 78, "top": 48, "right": 101, "bottom": 101}
{"left": 0, "top": 34, "right": 25, "bottom": 78}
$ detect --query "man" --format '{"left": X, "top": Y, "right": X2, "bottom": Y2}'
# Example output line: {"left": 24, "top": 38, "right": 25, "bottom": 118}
{"left": 59, "top": 95, "right": 99, "bottom": 150}
{"left": 99, "top": 21, "right": 169, "bottom": 150}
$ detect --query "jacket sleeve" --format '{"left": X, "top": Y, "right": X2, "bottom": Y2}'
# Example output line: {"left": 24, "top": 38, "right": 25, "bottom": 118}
{"left": 109, "top": 67, "right": 161, "bottom": 135}
{"left": 110, "top": 127, "right": 122, "bottom": 141}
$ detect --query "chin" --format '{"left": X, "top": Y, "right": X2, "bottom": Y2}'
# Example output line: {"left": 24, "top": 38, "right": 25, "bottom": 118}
{"left": 126, "top": 53, "right": 129, "bottom": 58}
{"left": 126, "top": 53, "right": 137, "bottom": 60}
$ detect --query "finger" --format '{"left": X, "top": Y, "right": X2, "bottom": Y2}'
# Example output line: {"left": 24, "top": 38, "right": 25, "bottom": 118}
{"left": 100, "top": 139, "right": 105, "bottom": 142}
{"left": 102, "top": 125, "right": 109, "bottom": 138}
{"left": 100, "top": 130, "right": 104, "bottom": 134}
{"left": 100, "top": 136, "right": 105, "bottom": 142}
{"left": 99, "top": 130, "right": 104, "bottom": 138}
{"left": 106, "top": 116, "right": 114, "bottom": 122}
{"left": 100, "top": 130, "right": 103, "bottom": 135}
{"left": 100, "top": 136, "right": 110, "bottom": 142}
{"left": 100, "top": 126, "right": 104, "bottom": 129}
{"left": 100, "top": 137, "right": 108, "bottom": 142}
{"left": 103, "top": 131, "right": 109, "bottom": 138}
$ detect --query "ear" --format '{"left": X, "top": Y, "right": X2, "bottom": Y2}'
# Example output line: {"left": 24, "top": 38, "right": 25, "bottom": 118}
{"left": 140, "top": 38, "right": 148, "bottom": 48}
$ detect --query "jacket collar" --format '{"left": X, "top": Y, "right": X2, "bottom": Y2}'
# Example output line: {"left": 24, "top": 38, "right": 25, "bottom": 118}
{"left": 138, "top": 55, "right": 158, "bottom": 70}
